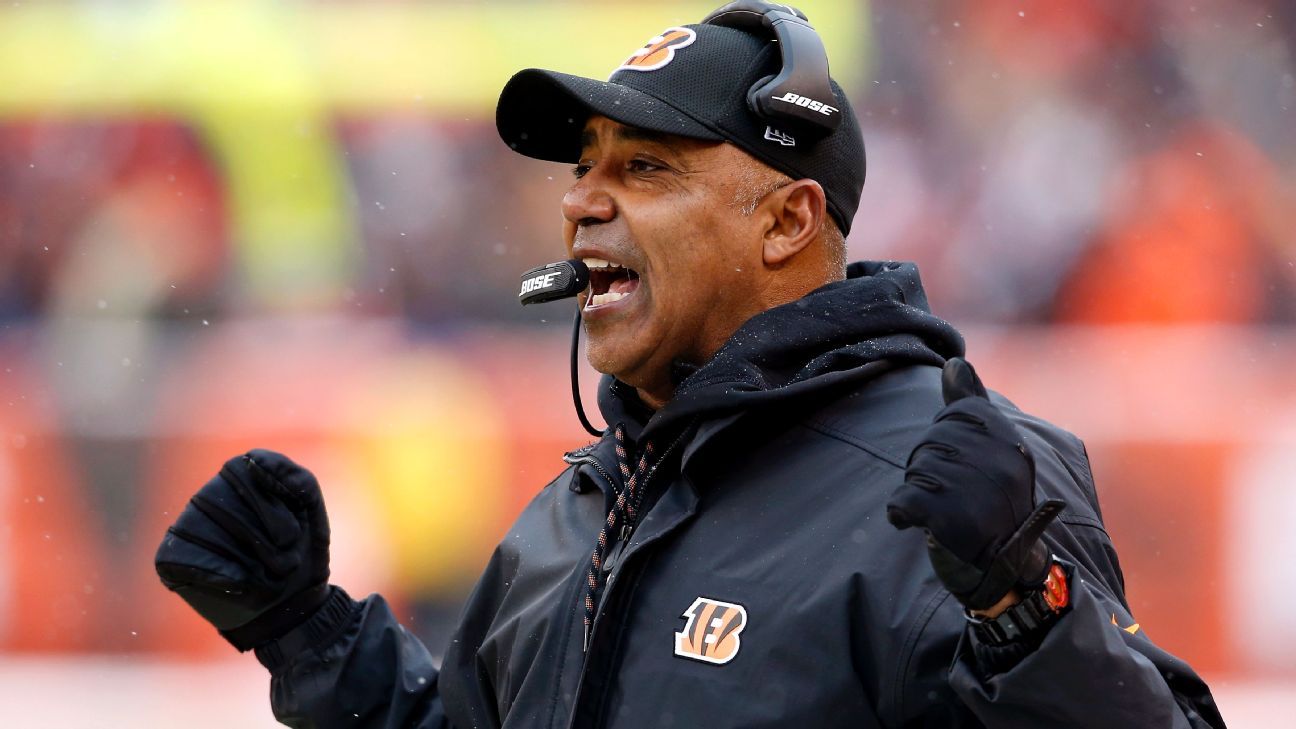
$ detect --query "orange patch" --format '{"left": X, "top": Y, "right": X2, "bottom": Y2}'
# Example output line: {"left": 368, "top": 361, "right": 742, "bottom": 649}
{"left": 1111, "top": 613, "right": 1142, "bottom": 635}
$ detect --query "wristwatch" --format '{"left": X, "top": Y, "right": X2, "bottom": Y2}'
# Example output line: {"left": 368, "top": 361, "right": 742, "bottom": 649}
{"left": 966, "top": 560, "right": 1070, "bottom": 646}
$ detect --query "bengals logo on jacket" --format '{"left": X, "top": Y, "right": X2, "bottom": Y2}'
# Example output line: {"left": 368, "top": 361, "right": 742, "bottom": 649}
{"left": 615, "top": 27, "right": 697, "bottom": 74}
{"left": 674, "top": 597, "right": 748, "bottom": 665}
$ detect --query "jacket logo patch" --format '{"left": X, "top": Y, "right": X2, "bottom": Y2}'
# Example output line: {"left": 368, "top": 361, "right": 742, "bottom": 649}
{"left": 674, "top": 596, "right": 747, "bottom": 665}
{"left": 615, "top": 27, "right": 697, "bottom": 74}
{"left": 1111, "top": 613, "right": 1141, "bottom": 635}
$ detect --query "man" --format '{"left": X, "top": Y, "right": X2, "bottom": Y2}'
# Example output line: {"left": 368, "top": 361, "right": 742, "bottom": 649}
{"left": 155, "top": 3, "right": 1226, "bottom": 727}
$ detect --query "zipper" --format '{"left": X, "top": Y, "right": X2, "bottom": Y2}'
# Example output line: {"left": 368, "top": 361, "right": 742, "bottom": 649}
{"left": 578, "top": 551, "right": 656, "bottom": 729}
{"left": 601, "top": 527, "right": 631, "bottom": 578}
{"left": 562, "top": 451, "right": 618, "bottom": 495}
{"left": 577, "top": 464, "right": 637, "bottom": 652}
{"left": 578, "top": 426, "right": 692, "bottom": 649}
{"left": 567, "top": 449, "right": 620, "bottom": 653}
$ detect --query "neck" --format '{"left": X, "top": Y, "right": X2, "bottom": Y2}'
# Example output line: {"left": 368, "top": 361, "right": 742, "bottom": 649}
{"left": 624, "top": 267, "right": 840, "bottom": 411}
{"left": 636, "top": 387, "right": 669, "bottom": 411}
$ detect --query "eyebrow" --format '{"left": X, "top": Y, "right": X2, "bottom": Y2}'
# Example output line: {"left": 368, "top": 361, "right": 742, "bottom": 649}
{"left": 579, "top": 125, "right": 682, "bottom": 154}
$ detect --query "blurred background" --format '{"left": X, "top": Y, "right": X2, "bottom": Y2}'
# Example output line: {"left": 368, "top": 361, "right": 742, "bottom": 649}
{"left": 0, "top": 0, "right": 1293, "bottom": 726}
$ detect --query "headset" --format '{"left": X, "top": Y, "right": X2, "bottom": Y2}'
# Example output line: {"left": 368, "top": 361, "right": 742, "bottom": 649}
{"left": 702, "top": 1, "right": 840, "bottom": 135}
{"left": 518, "top": 2, "right": 830, "bottom": 436}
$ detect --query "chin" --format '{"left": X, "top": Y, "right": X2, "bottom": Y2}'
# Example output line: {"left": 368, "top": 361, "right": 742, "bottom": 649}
{"left": 583, "top": 341, "right": 629, "bottom": 378}
{"left": 584, "top": 341, "right": 649, "bottom": 385}
{"left": 583, "top": 313, "right": 679, "bottom": 389}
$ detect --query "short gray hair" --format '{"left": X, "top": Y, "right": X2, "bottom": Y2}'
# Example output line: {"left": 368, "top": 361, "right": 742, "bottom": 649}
{"left": 729, "top": 166, "right": 794, "bottom": 216}
{"left": 730, "top": 164, "right": 847, "bottom": 276}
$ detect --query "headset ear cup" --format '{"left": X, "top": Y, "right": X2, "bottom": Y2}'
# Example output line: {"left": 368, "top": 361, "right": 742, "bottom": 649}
{"left": 703, "top": 1, "right": 780, "bottom": 30}
{"left": 747, "top": 74, "right": 777, "bottom": 119}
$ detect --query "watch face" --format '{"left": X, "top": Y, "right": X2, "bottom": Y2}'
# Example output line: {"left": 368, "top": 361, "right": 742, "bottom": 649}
{"left": 1042, "top": 563, "right": 1070, "bottom": 612}
{"left": 970, "top": 563, "right": 1071, "bottom": 647}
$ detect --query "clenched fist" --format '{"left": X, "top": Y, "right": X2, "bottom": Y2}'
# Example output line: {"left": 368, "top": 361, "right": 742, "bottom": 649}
{"left": 886, "top": 358, "right": 1065, "bottom": 611}
{"left": 155, "top": 449, "right": 332, "bottom": 651}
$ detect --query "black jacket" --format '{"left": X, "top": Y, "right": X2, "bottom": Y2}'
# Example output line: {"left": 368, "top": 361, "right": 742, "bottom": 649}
{"left": 259, "top": 262, "right": 1225, "bottom": 728}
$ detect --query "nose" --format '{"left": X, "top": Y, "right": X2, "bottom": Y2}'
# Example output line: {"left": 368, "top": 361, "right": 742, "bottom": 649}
{"left": 561, "top": 168, "right": 615, "bottom": 226}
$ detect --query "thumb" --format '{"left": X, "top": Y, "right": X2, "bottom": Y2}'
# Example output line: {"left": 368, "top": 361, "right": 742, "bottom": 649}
{"left": 941, "top": 357, "right": 988, "bottom": 405}
{"left": 885, "top": 502, "right": 918, "bottom": 530}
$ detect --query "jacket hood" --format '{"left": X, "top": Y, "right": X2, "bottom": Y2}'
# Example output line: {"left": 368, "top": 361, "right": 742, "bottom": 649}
{"left": 597, "top": 261, "right": 965, "bottom": 439}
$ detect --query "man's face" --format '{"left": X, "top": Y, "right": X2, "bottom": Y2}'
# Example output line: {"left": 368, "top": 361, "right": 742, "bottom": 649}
{"left": 563, "top": 116, "right": 769, "bottom": 406}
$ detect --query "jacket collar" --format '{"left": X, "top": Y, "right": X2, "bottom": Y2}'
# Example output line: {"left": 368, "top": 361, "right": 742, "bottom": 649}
{"left": 596, "top": 261, "right": 963, "bottom": 443}
{"left": 573, "top": 261, "right": 964, "bottom": 486}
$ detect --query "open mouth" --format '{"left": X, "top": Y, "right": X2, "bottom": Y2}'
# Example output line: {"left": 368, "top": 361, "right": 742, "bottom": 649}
{"left": 583, "top": 257, "right": 641, "bottom": 309}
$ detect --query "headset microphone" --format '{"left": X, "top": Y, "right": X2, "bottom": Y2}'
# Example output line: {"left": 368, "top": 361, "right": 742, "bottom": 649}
{"left": 517, "top": 258, "right": 603, "bottom": 437}
{"left": 518, "top": 259, "right": 590, "bottom": 305}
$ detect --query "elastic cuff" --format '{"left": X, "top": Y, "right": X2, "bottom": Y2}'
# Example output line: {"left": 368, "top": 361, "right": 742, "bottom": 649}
{"left": 968, "top": 625, "right": 1043, "bottom": 677}
{"left": 220, "top": 582, "right": 331, "bottom": 652}
{"left": 253, "top": 586, "right": 361, "bottom": 672}
{"left": 967, "top": 560, "right": 1075, "bottom": 677}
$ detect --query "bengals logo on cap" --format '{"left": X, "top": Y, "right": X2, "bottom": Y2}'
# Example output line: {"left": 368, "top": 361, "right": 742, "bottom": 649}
{"left": 615, "top": 27, "right": 697, "bottom": 74}
{"left": 674, "top": 596, "right": 748, "bottom": 665}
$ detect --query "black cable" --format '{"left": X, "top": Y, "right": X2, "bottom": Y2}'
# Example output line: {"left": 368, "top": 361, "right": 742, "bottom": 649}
{"left": 571, "top": 309, "right": 603, "bottom": 437}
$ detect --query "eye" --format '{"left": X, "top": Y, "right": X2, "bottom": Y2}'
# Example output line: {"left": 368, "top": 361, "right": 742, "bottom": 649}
{"left": 627, "top": 157, "right": 663, "bottom": 174}
{"left": 572, "top": 163, "right": 593, "bottom": 179}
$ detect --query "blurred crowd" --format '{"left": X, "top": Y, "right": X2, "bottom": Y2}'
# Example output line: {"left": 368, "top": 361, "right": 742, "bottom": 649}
{"left": 0, "top": 0, "right": 1294, "bottom": 685}
{"left": 4, "top": 1, "right": 1294, "bottom": 328}
{"left": 861, "top": 0, "right": 1296, "bottom": 324}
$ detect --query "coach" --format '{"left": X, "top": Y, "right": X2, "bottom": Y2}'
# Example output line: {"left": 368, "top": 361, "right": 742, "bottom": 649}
{"left": 155, "top": 2, "right": 1225, "bottom": 727}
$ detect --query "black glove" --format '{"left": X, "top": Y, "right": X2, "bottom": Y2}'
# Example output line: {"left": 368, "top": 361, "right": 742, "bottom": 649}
{"left": 155, "top": 449, "right": 332, "bottom": 651}
{"left": 886, "top": 358, "right": 1065, "bottom": 611}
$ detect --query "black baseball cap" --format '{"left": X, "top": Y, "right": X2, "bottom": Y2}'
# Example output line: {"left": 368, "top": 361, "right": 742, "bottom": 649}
{"left": 496, "top": 21, "right": 866, "bottom": 235}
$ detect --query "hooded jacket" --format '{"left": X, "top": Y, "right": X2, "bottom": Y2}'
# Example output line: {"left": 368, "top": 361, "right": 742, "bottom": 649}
{"left": 259, "top": 262, "right": 1225, "bottom": 729}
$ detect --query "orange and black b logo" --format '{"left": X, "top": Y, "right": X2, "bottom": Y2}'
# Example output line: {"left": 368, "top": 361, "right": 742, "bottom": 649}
{"left": 615, "top": 27, "right": 698, "bottom": 74}
{"left": 674, "top": 596, "right": 748, "bottom": 665}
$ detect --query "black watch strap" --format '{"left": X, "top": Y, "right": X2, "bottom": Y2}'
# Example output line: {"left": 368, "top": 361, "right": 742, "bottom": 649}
{"left": 966, "top": 560, "right": 1070, "bottom": 647}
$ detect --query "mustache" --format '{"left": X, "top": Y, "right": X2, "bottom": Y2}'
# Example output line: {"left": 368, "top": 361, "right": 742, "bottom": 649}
{"left": 571, "top": 228, "right": 642, "bottom": 269}
{"left": 572, "top": 226, "right": 626, "bottom": 250}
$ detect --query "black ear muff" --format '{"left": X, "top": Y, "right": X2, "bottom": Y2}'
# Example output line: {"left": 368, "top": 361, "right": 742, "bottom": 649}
{"left": 745, "top": 74, "right": 778, "bottom": 121}
{"left": 702, "top": 1, "right": 787, "bottom": 30}
{"left": 703, "top": 1, "right": 841, "bottom": 136}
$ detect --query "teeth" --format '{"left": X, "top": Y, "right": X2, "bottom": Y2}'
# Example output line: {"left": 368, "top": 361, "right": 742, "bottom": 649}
{"left": 587, "top": 292, "right": 627, "bottom": 307}
{"left": 582, "top": 258, "right": 622, "bottom": 270}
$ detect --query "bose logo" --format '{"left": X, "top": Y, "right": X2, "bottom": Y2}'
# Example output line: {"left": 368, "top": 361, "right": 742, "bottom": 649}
{"left": 519, "top": 272, "right": 559, "bottom": 295}
{"left": 772, "top": 92, "right": 839, "bottom": 116}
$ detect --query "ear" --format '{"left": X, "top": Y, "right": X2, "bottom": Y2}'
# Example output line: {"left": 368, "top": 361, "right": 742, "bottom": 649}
{"left": 759, "top": 179, "right": 827, "bottom": 267}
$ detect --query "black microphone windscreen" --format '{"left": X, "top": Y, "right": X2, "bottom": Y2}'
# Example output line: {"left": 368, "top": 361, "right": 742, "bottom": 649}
{"left": 518, "top": 259, "right": 590, "bottom": 305}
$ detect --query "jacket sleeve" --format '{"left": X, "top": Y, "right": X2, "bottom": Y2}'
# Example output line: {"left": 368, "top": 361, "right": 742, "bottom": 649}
{"left": 254, "top": 586, "right": 450, "bottom": 729}
{"left": 946, "top": 563, "right": 1227, "bottom": 728}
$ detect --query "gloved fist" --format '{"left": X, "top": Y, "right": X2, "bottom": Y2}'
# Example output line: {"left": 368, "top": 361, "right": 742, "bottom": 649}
{"left": 155, "top": 449, "right": 332, "bottom": 651}
{"left": 886, "top": 358, "right": 1064, "bottom": 611}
